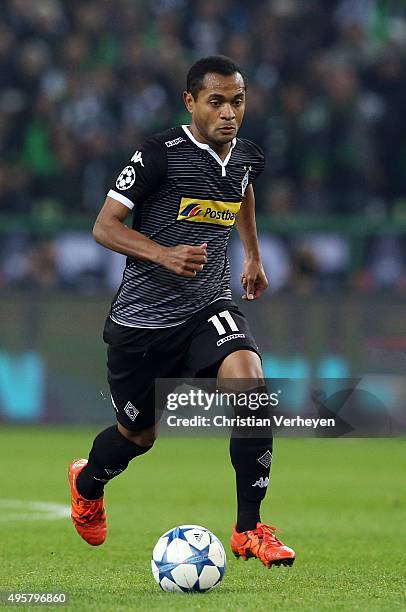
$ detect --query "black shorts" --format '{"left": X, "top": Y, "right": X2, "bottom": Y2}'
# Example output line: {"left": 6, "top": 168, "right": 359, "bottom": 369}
{"left": 103, "top": 299, "right": 261, "bottom": 431}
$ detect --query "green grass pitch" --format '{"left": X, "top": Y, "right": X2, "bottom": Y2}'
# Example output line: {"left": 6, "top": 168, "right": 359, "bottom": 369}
{"left": 0, "top": 426, "right": 405, "bottom": 611}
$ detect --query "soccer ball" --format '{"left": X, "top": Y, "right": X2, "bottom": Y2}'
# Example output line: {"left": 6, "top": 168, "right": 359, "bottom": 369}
{"left": 151, "top": 525, "right": 226, "bottom": 593}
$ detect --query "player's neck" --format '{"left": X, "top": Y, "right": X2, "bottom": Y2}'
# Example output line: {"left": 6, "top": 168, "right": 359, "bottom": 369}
{"left": 188, "top": 124, "right": 231, "bottom": 161}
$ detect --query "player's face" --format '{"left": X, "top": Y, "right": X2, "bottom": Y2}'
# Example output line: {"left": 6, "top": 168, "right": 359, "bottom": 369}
{"left": 184, "top": 72, "right": 246, "bottom": 148}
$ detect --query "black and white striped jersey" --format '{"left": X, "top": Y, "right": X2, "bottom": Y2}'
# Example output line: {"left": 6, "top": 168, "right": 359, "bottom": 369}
{"left": 106, "top": 125, "right": 265, "bottom": 328}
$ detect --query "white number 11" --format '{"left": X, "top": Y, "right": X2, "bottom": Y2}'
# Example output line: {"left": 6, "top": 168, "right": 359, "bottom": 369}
{"left": 208, "top": 310, "right": 239, "bottom": 335}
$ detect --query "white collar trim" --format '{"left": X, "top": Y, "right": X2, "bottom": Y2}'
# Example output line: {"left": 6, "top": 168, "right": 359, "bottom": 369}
{"left": 181, "top": 124, "right": 236, "bottom": 176}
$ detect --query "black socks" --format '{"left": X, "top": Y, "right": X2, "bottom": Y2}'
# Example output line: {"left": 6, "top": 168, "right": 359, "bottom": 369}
{"left": 230, "top": 435, "right": 273, "bottom": 532}
{"left": 76, "top": 425, "right": 152, "bottom": 500}
{"left": 228, "top": 385, "right": 273, "bottom": 532}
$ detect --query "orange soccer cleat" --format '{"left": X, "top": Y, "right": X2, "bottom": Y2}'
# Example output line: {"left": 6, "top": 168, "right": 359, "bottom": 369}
{"left": 68, "top": 459, "right": 107, "bottom": 546}
{"left": 231, "top": 522, "right": 295, "bottom": 568}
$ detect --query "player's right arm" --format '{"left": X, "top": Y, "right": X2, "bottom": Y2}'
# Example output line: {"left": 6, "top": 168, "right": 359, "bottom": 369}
{"left": 93, "top": 197, "right": 207, "bottom": 278}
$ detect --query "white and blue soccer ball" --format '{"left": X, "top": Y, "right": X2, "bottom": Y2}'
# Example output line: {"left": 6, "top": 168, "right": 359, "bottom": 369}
{"left": 151, "top": 525, "right": 226, "bottom": 593}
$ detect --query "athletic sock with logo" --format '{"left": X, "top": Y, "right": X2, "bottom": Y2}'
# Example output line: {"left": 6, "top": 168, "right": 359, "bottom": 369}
{"left": 230, "top": 436, "right": 273, "bottom": 532}
{"left": 75, "top": 425, "right": 152, "bottom": 500}
{"left": 227, "top": 385, "right": 273, "bottom": 533}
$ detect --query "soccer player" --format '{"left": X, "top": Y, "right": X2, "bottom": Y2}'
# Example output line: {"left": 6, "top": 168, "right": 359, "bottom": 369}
{"left": 68, "top": 56, "right": 295, "bottom": 568}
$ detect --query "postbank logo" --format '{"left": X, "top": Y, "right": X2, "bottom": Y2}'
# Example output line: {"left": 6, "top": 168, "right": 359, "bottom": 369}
{"left": 177, "top": 197, "right": 241, "bottom": 227}
{"left": 179, "top": 202, "right": 203, "bottom": 218}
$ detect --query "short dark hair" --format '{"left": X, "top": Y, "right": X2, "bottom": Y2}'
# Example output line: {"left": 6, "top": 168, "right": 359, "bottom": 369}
{"left": 186, "top": 55, "right": 246, "bottom": 99}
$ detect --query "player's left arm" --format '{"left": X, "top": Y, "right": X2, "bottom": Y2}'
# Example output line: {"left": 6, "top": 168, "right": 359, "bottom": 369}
{"left": 235, "top": 184, "right": 268, "bottom": 300}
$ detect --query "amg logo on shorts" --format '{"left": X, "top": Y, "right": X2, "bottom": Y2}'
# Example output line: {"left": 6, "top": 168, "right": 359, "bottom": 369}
{"left": 257, "top": 450, "right": 272, "bottom": 468}
{"left": 177, "top": 197, "right": 241, "bottom": 227}
{"left": 124, "top": 401, "right": 139, "bottom": 421}
{"left": 216, "top": 333, "right": 246, "bottom": 346}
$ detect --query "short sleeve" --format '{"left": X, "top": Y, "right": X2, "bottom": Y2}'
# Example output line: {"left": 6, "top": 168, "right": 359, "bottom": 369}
{"left": 247, "top": 141, "right": 265, "bottom": 184}
{"left": 107, "top": 138, "right": 167, "bottom": 210}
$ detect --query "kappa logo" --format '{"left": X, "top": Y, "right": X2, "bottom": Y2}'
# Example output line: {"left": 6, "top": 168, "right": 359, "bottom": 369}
{"left": 252, "top": 476, "right": 269, "bottom": 488}
{"left": 124, "top": 401, "right": 139, "bottom": 421}
{"left": 257, "top": 450, "right": 272, "bottom": 468}
{"left": 165, "top": 136, "right": 186, "bottom": 148}
{"left": 180, "top": 202, "right": 203, "bottom": 218}
{"left": 131, "top": 150, "right": 144, "bottom": 166}
{"left": 105, "top": 467, "right": 124, "bottom": 478}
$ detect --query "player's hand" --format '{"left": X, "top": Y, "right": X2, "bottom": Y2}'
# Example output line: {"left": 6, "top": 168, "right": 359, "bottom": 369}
{"left": 240, "top": 258, "right": 268, "bottom": 300}
{"left": 159, "top": 243, "right": 208, "bottom": 278}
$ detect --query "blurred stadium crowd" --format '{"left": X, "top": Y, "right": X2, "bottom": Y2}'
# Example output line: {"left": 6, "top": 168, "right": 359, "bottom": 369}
{"left": 0, "top": 0, "right": 405, "bottom": 293}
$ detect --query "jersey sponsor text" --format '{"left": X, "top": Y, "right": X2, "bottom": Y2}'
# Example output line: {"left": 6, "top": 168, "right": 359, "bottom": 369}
{"left": 177, "top": 197, "right": 241, "bottom": 227}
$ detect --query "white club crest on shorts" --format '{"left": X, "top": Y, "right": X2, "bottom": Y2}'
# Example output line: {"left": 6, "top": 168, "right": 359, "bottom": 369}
{"left": 257, "top": 450, "right": 272, "bottom": 468}
{"left": 116, "top": 166, "right": 136, "bottom": 190}
{"left": 124, "top": 401, "right": 139, "bottom": 421}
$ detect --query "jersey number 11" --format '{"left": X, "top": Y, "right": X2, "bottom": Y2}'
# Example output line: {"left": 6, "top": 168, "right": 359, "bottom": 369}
{"left": 208, "top": 310, "right": 239, "bottom": 336}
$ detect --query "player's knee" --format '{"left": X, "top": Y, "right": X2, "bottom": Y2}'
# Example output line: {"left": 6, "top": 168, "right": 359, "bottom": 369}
{"left": 218, "top": 350, "right": 264, "bottom": 383}
{"left": 117, "top": 423, "right": 157, "bottom": 449}
{"left": 125, "top": 431, "right": 156, "bottom": 448}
